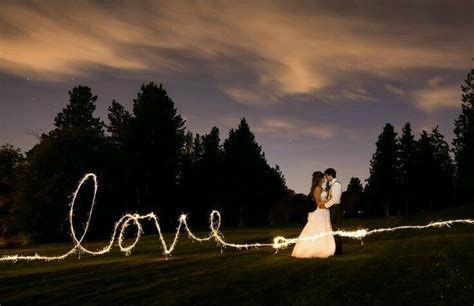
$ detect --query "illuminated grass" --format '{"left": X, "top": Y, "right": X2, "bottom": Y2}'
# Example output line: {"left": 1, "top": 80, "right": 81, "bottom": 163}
{"left": 0, "top": 205, "right": 473, "bottom": 305}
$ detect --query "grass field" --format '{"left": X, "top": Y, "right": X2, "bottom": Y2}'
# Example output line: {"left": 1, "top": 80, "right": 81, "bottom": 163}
{"left": 0, "top": 205, "right": 473, "bottom": 305}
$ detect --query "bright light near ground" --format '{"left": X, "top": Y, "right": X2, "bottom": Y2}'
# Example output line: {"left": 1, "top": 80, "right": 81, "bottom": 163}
{"left": 1, "top": 173, "right": 473, "bottom": 263}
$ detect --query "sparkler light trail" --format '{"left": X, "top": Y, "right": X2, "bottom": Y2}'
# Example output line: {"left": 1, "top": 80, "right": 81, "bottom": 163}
{"left": 1, "top": 173, "right": 473, "bottom": 263}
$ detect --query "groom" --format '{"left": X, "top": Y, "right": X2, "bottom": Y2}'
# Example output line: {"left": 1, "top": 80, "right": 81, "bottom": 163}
{"left": 319, "top": 168, "right": 343, "bottom": 255}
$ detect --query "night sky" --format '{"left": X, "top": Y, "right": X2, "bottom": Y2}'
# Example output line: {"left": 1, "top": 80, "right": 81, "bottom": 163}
{"left": 0, "top": 1, "right": 472, "bottom": 193}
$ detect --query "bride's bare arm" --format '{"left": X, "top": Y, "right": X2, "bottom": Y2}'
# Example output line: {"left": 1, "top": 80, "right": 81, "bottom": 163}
{"left": 313, "top": 187, "right": 328, "bottom": 208}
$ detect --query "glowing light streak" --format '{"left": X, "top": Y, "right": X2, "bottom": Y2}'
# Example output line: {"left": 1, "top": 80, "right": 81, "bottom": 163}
{"left": 1, "top": 173, "right": 473, "bottom": 262}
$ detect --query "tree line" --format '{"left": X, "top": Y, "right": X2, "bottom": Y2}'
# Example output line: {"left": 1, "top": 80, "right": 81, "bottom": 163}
{"left": 343, "top": 69, "right": 474, "bottom": 217}
{"left": 0, "top": 69, "right": 472, "bottom": 244}
{"left": 0, "top": 82, "right": 289, "bottom": 243}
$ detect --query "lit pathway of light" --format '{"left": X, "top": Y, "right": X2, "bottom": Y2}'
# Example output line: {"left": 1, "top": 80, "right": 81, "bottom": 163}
{"left": 1, "top": 173, "right": 473, "bottom": 262}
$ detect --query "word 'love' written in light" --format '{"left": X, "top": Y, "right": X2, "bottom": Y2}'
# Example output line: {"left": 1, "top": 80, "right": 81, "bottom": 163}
{"left": 1, "top": 173, "right": 473, "bottom": 262}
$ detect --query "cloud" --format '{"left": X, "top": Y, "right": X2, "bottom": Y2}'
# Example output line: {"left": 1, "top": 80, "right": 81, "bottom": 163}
{"left": 219, "top": 86, "right": 280, "bottom": 107}
{"left": 304, "top": 126, "right": 336, "bottom": 139}
{"left": 411, "top": 74, "right": 463, "bottom": 112}
{"left": 218, "top": 115, "right": 340, "bottom": 141}
{"left": 413, "top": 86, "right": 461, "bottom": 113}
{"left": 427, "top": 76, "right": 445, "bottom": 87}
{"left": 384, "top": 84, "right": 406, "bottom": 96}
{"left": 254, "top": 117, "right": 336, "bottom": 140}
{"left": 0, "top": 1, "right": 471, "bottom": 107}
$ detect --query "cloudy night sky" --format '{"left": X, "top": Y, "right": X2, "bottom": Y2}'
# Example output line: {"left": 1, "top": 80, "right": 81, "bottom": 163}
{"left": 0, "top": 0, "right": 472, "bottom": 193}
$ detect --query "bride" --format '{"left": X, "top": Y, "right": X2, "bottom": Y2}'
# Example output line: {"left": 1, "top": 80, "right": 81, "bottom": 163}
{"left": 291, "top": 171, "right": 336, "bottom": 258}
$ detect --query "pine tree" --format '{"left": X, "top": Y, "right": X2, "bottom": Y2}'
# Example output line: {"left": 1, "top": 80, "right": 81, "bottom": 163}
{"left": 342, "top": 177, "right": 364, "bottom": 216}
{"left": 0, "top": 144, "right": 24, "bottom": 238}
{"left": 347, "top": 177, "right": 363, "bottom": 193}
{"left": 453, "top": 69, "right": 474, "bottom": 202}
{"left": 366, "top": 123, "right": 400, "bottom": 216}
{"left": 183, "top": 131, "right": 194, "bottom": 156}
{"left": 15, "top": 86, "right": 106, "bottom": 241}
{"left": 129, "top": 82, "right": 186, "bottom": 226}
{"left": 192, "top": 133, "right": 203, "bottom": 161}
{"left": 177, "top": 132, "right": 204, "bottom": 221}
{"left": 107, "top": 100, "right": 131, "bottom": 145}
{"left": 202, "top": 127, "right": 221, "bottom": 163}
{"left": 177, "top": 131, "right": 196, "bottom": 219}
{"left": 0, "top": 145, "right": 23, "bottom": 187}
{"left": 414, "top": 127, "right": 454, "bottom": 211}
{"left": 430, "top": 126, "right": 455, "bottom": 207}
{"left": 54, "top": 86, "right": 104, "bottom": 135}
{"left": 264, "top": 164, "right": 288, "bottom": 222}
{"left": 398, "top": 123, "right": 416, "bottom": 214}
{"left": 222, "top": 119, "right": 266, "bottom": 225}
{"left": 196, "top": 127, "right": 222, "bottom": 222}
{"left": 102, "top": 100, "right": 135, "bottom": 225}
{"left": 415, "top": 130, "right": 436, "bottom": 211}
{"left": 222, "top": 118, "right": 287, "bottom": 225}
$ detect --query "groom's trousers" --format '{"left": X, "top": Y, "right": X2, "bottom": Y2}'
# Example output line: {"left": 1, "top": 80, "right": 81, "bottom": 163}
{"left": 329, "top": 204, "right": 343, "bottom": 255}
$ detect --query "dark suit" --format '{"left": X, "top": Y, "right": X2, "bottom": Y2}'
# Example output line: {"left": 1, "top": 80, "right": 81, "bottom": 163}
{"left": 327, "top": 181, "right": 343, "bottom": 255}
{"left": 329, "top": 204, "right": 343, "bottom": 255}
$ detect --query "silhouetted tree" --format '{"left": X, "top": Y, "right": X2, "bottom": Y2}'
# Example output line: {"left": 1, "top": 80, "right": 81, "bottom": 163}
{"left": 14, "top": 86, "right": 106, "bottom": 241}
{"left": 453, "top": 69, "right": 474, "bottom": 203}
{"left": 0, "top": 145, "right": 23, "bottom": 195}
{"left": 398, "top": 123, "right": 417, "bottom": 214}
{"left": 347, "top": 177, "right": 363, "bottom": 193}
{"left": 54, "top": 86, "right": 104, "bottom": 135}
{"left": 0, "top": 144, "right": 24, "bottom": 241}
{"left": 198, "top": 127, "right": 222, "bottom": 218}
{"left": 412, "top": 131, "right": 433, "bottom": 212}
{"left": 192, "top": 133, "right": 203, "bottom": 161}
{"left": 342, "top": 177, "right": 364, "bottom": 216}
{"left": 107, "top": 99, "right": 132, "bottom": 145}
{"left": 221, "top": 118, "right": 288, "bottom": 225}
{"left": 178, "top": 127, "right": 223, "bottom": 226}
{"left": 177, "top": 131, "right": 196, "bottom": 218}
{"left": 177, "top": 132, "right": 204, "bottom": 219}
{"left": 430, "top": 127, "right": 455, "bottom": 189}
{"left": 183, "top": 131, "right": 194, "bottom": 156}
{"left": 0, "top": 83, "right": 301, "bottom": 243}
{"left": 101, "top": 100, "right": 134, "bottom": 226}
{"left": 365, "top": 123, "right": 399, "bottom": 216}
{"left": 268, "top": 191, "right": 311, "bottom": 225}
{"left": 264, "top": 164, "right": 289, "bottom": 222}
{"left": 129, "top": 82, "right": 186, "bottom": 227}
{"left": 413, "top": 127, "right": 455, "bottom": 211}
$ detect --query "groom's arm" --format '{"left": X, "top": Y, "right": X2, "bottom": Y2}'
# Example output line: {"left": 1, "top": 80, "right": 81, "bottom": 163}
{"left": 324, "top": 183, "right": 342, "bottom": 208}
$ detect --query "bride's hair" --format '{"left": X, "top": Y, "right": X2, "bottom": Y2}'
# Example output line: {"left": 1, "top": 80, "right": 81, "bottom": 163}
{"left": 310, "top": 171, "right": 325, "bottom": 198}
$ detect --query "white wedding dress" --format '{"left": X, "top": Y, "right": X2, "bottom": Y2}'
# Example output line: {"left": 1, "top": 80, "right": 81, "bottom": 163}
{"left": 291, "top": 190, "right": 336, "bottom": 258}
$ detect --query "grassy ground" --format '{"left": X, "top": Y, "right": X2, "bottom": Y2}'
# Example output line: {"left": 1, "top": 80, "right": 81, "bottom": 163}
{"left": 0, "top": 205, "right": 473, "bottom": 305}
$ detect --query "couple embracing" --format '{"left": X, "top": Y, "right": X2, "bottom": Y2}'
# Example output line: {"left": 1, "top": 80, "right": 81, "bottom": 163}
{"left": 292, "top": 168, "right": 343, "bottom": 258}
